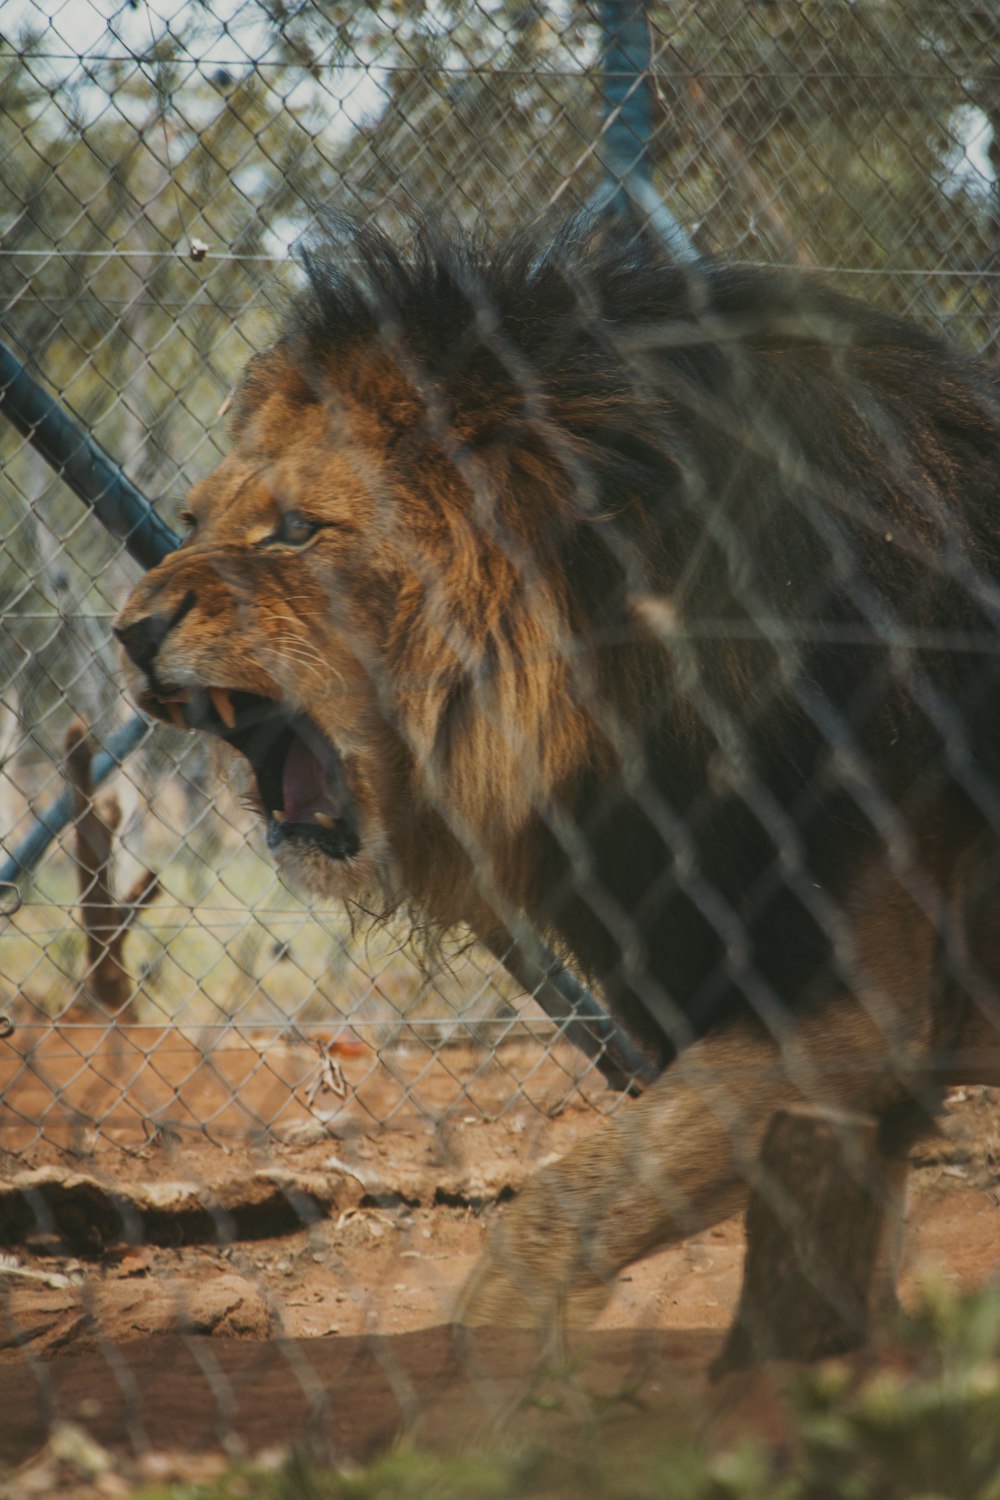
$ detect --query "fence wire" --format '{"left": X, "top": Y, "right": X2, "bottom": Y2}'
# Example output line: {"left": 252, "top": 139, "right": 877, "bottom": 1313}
{"left": 3, "top": 0, "right": 1000, "bottom": 1489}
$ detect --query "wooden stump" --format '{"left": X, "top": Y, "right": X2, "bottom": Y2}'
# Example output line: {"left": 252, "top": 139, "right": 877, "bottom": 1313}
{"left": 65, "top": 719, "right": 160, "bottom": 1021}
{"left": 713, "top": 1102, "right": 907, "bottom": 1374}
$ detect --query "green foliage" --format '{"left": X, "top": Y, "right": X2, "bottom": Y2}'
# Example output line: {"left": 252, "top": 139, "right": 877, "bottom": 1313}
{"left": 789, "top": 1286, "right": 1000, "bottom": 1500}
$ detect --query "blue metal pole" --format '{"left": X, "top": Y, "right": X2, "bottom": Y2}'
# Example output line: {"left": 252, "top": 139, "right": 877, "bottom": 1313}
{"left": 0, "top": 339, "right": 179, "bottom": 888}
{"left": 596, "top": 0, "right": 698, "bottom": 263}
{"left": 600, "top": 0, "right": 655, "bottom": 201}
{"left": 0, "top": 717, "right": 152, "bottom": 892}
{"left": 0, "top": 341, "right": 178, "bottom": 570}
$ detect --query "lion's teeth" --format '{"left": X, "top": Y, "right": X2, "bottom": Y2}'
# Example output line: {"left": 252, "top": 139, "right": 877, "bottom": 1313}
{"left": 313, "top": 811, "right": 336, "bottom": 829}
{"left": 271, "top": 810, "right": 285, "bottom": 823}
{"left": 210, "top": 687, "right": 237, "bottom": 730}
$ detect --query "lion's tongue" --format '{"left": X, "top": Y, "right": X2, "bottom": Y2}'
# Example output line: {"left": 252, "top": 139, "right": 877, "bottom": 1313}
{"left": 282, "top": 735, "right": 340, "bottom": 824}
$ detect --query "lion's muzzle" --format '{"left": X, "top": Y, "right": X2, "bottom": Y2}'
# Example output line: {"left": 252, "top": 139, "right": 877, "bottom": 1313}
{"left": 115, "top": 604, "right": 360, "bottom": 865}
{"left": 114, "top": 589, "right": 197, "bottom": 692}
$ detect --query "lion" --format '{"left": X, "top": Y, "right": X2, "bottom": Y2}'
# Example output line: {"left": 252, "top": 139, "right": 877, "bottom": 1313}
{"left": 115, "top": 217, "right": 1000, "bottom": 1331}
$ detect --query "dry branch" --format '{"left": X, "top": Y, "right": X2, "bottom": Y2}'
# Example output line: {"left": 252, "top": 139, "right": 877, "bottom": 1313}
{"left": 65, "top": 719, "right": 160, "bottom": 1021}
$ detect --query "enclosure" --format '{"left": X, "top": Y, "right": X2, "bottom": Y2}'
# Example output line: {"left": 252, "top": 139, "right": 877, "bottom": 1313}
{"left": 4, "top": 3, "right": 1000, "bottom": 1495}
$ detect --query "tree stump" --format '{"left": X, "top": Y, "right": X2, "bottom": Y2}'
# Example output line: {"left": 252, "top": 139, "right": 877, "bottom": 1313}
{"left": 65, "top": 719, "right": 160, "bottom": 1021}
{"left": 713, "top": 1102, "right": 907, "bottom": 1374}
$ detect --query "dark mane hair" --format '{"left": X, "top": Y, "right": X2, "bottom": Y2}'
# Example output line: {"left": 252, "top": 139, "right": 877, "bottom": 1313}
{"left": 282, "top": 218, "right": 1000, "bottom": 1063}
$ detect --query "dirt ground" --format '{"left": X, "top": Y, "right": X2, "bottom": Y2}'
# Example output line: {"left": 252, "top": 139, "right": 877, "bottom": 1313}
{"left": 1, "top": 1022, "right": 1000, "bottom": 1482}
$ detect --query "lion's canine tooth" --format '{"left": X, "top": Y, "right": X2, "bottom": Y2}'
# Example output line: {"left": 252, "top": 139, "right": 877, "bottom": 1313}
{"left": 313, "top": 811, "right": 336, "bottom": 829}
{"left": 208, "top": 686, "right": 236, "bottom": 729}
{"left": 271, "top": 810, "right": 285, "bottom": 823}
{"left": 210, "top": 687, "right": 237, "bottom": 730}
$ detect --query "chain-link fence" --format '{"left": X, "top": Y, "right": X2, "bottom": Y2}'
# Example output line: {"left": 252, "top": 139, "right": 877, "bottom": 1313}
{"left": 4, "top": 0, "right": 1000, "bottom": 1489}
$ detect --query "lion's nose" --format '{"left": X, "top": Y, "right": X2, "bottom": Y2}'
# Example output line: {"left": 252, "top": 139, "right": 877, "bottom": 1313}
{"left": 113, "top": 590, "right": 196, "bottom": 675}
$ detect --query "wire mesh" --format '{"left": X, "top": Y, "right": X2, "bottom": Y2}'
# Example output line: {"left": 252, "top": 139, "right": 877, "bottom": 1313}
{"left": 3, "top": 0, "right": 1000, "bottom": 1487}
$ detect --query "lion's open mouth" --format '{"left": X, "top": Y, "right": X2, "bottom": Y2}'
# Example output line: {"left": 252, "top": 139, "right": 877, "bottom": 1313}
{"left": 140, "top": 688, "right": 360, "bottom": 861}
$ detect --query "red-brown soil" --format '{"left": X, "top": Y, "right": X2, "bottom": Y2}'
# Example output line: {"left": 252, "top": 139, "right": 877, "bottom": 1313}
{"left": 1, "top": 1024, "right": 999, "bottom": 1481}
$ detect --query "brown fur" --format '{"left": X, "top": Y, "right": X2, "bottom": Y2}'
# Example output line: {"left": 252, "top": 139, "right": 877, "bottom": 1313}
{"left": 115, "top": 219, "right": 1000, "bottom": 1329}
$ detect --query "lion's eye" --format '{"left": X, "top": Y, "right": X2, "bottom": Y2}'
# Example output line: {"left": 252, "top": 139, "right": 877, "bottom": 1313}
{"left": 179, "top": 509, "right": 198, "bottom": 538}
{"left": 272, "top": 510, "right": 320, "bottom": 547}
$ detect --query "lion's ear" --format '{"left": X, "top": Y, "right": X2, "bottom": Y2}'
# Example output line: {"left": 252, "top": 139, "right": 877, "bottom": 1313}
{"left": 228, "top": 348, "right": 318, "bottom": 442}
{"left": 343, "top": 347, "right": 431, "bottom": 441}
{"left": 227, "top": 352, "right": 273, "bottom": 436}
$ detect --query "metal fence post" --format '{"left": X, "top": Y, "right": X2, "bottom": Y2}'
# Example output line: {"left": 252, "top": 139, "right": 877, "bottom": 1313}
{"left": 0, "top": 342, "right": 177, "bottom": 571}
{"left": 596, "top": 0, "right": 698, "bottom": 263}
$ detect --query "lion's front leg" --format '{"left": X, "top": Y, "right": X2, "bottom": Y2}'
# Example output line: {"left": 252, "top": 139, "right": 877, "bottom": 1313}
{"left": 457, "top": 1025, "right": 795, "bottom": 1328}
